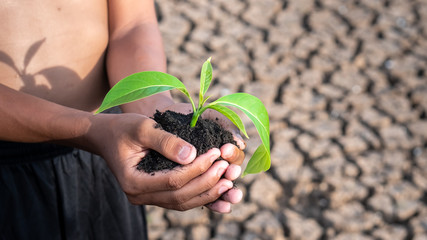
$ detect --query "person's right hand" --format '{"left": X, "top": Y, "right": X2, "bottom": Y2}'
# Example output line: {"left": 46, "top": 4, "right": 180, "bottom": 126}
{"left": 86, "top": 113, "right": 234, "bottom": 212}
{"left": 160, "top": 103, "right": 245, "bottom": 212}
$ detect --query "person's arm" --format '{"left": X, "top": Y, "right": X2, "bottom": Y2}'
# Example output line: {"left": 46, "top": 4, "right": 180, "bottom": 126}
{"left": 0, "top": 83, "right": 92, "bottom": 146}
{"left": 0, "top": 83, "right": 237, "bottom": 212}
{"left": 106, "top": 0, "right": 245, "bottom": 211}
{"left": 105, "top": 0, "right": 245, "bottom": 161}
{"left": 106, "top": 0, "right": 172, "bottom": 117}
{"left": 0, "top": 83, "right": 196, "bottom": 162}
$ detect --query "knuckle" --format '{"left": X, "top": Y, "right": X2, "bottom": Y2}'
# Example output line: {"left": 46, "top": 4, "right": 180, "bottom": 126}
{"left": 194, "top": 161, "right": 209, "bottom": 174}
{"left": 202, "top": 193, "right": 217, "bottom": 204}
{"left": 158, "top": 134, "right": 172, "bottom": 148}
{"left": 204, "top": 176, "right": 217, "bottom": 190}
{"left": 140, "top": 117, "right": 156, "bottom": 129}
{"left": 138, "top": 116, "right": 153, "bottom": 129}
{"left": 137, "top": 118, "right": 157, "bottom": 144}
{"left": 174, "top": 203, "right": 189, "bottom": 211}
{"left": 170, "top": 192, "right": 187, "bottom": 205}
{"left": 206, "top": 181, "right": 217, "bottom": 192}
{"left": 158, "top": 135, "right": 179, "bottom": 154}
{"left": 167, "top": 175, "right": 184, "bottom": 190}
{"left": 198, "top": 179, "right": 217, "bottom": 195}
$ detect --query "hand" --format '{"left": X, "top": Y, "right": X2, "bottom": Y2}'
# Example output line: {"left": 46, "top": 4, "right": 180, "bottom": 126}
{"left": 161, "top": 103, "right": 246, "bottom": 212}
{"left": 87, "top": 113, "right": 236, "bottom": 213}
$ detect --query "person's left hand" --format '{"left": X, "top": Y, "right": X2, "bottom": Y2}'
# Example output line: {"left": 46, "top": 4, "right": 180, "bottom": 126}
{"left": 160, "top": 103, "right": 246, "bottom": 213}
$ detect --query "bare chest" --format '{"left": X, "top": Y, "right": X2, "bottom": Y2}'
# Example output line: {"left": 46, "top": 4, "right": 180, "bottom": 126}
{"left": 0, "top": 0, "right": 109, "bottom": 111}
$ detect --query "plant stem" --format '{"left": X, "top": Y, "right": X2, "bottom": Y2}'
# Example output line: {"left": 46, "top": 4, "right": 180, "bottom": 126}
{"left": 190, "top": 112, "right": 200, "bottom": 127}
{"left": 190, "top": 106, "right": 209, "bottom": 128}
{"left": 188, "top": 97, "right": 197, "bottom": 115}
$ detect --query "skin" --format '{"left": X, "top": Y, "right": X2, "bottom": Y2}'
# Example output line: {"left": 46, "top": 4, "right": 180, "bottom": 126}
{"left": 0, "top": 0, "right": 244, "bottom": 213}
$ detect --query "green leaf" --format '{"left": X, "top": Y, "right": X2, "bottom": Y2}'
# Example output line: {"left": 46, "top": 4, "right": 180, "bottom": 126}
{"left": 205, "top": 104, "right": 249, "bottom": 139}
{"left": 242, "top": 145, "right": 270, "bottom": 177}
{"left": 96, "top": 71, "right": 191, "bottom": 114}
{"left": 199, "top": 57, "right": 213, "bottom": 107}
{"left": 211, "top": 93, "right": 270, "bottom": 175}
{"left": 200, "top": 95, "right": 212, "bottom": 107}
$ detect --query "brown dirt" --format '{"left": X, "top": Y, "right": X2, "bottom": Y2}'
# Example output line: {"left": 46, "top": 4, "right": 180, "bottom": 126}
{"left": 136, "top": 110, "right": 236, "bottom": 173}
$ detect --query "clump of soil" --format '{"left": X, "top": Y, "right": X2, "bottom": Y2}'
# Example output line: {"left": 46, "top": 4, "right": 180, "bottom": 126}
{"left": 137, "top": 110, "right": 236, "bottom": 173}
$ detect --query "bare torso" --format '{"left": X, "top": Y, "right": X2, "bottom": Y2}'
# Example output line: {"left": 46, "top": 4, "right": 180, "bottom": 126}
{"left": 0, "top": 0, "right": 109, "bottom": 112}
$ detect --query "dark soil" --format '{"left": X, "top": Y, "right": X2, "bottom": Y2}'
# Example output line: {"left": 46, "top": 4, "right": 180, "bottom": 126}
{"left": 137, "top": 110, "right": 237, "bottom": 173}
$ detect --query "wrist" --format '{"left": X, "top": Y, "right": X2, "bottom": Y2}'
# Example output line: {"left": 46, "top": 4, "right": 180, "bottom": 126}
{"left": 76, "top": 113, "right": 116, "bottom": 156}
{"left": 50, "top": 110, "right": 99, "bottom": 153}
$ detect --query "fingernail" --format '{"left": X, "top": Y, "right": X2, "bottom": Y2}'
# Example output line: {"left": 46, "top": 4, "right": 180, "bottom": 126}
{"left": 224, "top": 147, "right": 235, "bottom": 159}
{"left": 210, "top": 149, "right": 221, "bottom": 162}
{"left": 217, "top": 160, "right": 229, "bottom": 176}
{"left": 230, "top": 165, "right": 242, "bottom": 179}
{"left": 178, "top": 145, "right": 192, "bottom": 162}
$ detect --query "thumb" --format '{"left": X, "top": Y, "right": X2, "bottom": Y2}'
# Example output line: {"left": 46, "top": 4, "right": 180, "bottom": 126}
{"left": 144, "top": 127, "right": 197, "bottom": 165}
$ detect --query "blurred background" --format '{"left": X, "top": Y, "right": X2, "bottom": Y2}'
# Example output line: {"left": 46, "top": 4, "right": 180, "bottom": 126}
{"left": 147, "top": 0, "right": 427, "bottom": 239}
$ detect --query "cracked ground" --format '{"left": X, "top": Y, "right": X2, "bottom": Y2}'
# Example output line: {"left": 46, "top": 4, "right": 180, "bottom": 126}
{"left": 147, "top": 0, "right": 427, "bottom": 239}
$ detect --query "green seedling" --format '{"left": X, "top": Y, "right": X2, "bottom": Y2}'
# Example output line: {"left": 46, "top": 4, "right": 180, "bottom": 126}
{"left": 96, "top": 58, "right": 270, "bottom": 176}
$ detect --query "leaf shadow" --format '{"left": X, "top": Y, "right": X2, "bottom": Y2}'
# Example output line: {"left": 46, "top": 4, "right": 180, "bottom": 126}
{"left": 24, "top": 38, "right": 46, "bottom": 70}
{"left": 0, "top": 38, "right": 83, "bottom": 96}
{"left": 0, "top": 50, "right": 19, "bottom": 73}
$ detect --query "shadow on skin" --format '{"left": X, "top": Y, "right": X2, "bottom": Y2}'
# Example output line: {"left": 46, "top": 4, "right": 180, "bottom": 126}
{"left": 0, "top": 38, "right": 108, "bottom": 111}
{"left": 0, "top": 38, "right": 80, "bottom": 94}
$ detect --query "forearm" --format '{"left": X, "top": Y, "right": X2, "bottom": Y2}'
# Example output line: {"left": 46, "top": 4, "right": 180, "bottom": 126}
{"left": 106, "top": 0, "right": 173, "bottom": 117}
{"left": 106, "top": 20, "right": 167, "bottom": 80}
{"left": 0, "top": 84, "right": 93, "bottom": 148}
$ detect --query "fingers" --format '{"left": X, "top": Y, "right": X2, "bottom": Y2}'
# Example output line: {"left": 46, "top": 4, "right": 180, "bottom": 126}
{"left": 206, "top": 166, "right": 243, "bottom": 213}
{"left": 162, "top": 178, "right": 234, "bottom": 211}
{"left": 180, "top": 160, "right": 230, "bottom": 199}
{"left": 206, "top": 200, "right": 231, "bottom": 213}
{"left": 156, "top": 159, "right": 230, "bottom": 204}
{"left": 221, "top": 188, "right": 243, "bottom": 204}
{"left": 205, "top": 187, "right": 244, "bottom": 213}
{"left": 141, "top": 119, "right": 197, "bottom": 165}
{"left": 123, "top": 149, "right": 243, "bottom": 212}
{"left": 224, "top": 164, "right": 241, "bottom": 180}
{"left": 103, "top": 111, "right": 245, "bottom": 214}
{"left": 128, "top": 158, "right": 236, "bottom": 210}
{"left": 232, "top": 131, "right": 246, "bottom": 150}
{"left": 220, "top": 143, "right": 245, "bottom": 165}
{"left": 130, "top": 148, "right": 221, "bottom": 195}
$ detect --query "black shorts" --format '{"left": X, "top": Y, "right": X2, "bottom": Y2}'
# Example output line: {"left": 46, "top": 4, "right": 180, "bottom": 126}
{"left": 0, "top": 141, "right": 148, "bottom": 240}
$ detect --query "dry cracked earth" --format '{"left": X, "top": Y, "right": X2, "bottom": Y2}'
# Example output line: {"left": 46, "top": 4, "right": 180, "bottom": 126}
{"left": 146, "top": 0, "right": 427, "bottom": 239}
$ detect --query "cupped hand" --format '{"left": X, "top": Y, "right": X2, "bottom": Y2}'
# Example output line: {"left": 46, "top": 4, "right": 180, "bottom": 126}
{"left": 160, "top": 103, "right": 246, "bottom": 212}
{"left": 88, "top": 112, "right": 236, "bottom": 213}
{"left": 160, "top": 103, "right": 246, "bottom": 163}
